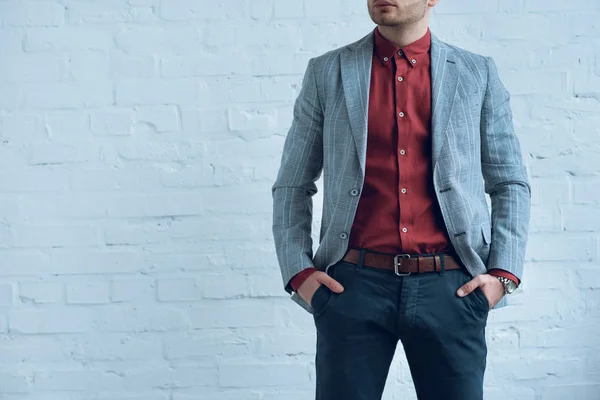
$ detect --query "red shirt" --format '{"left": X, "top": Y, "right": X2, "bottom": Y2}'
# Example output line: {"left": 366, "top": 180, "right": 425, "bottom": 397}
{"left": 290, "top": 28, "right": 517, "bottom": 291}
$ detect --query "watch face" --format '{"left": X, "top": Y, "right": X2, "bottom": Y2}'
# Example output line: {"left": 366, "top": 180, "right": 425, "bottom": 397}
{"left": 506, "top": 280, "right": 517, "bottom": 294}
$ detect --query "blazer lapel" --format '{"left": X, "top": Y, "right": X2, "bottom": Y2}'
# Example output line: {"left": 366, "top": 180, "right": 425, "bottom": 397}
{"left": 430, "top": 34, "right": 459, "bottom": 172}
{"left": 340, "top": 32, "right": 374, "bottom": 177}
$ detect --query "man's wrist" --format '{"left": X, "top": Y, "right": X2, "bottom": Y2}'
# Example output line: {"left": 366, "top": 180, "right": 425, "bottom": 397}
{"left": 488, "top": 269, "right": 520, "bottom": 286}
{"left": 289, "top": 267, "right": 319, "bottom": 292}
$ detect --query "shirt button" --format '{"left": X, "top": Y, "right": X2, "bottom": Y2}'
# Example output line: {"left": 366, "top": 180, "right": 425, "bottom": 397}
{"left": 398, "top": 50, "right": 403, "bottom": 56}
{"left": 350, "top": 189, "right": 359, "bottom": 196}
{"left": 399, "top": 112, "right": 405, "bottom": 118}
{"left": 340, "top": 232, "right": 348, "bottom": 239}
{"left": 412, "top": 59, "right": 417, "bottom": 64}
{"left": 401, "top": 188, "right": 407, "bottom": 194}
{"left": 397, "top": 76, "right": 403, "bottom": 82}
{"left": 402, "top": 227, "right": 408, "bottom": 233}
{"left": 383, "top": 57, "right": 389, "bottom": 62}
{"left": 400, "top": 149, "right": 406, "bottom": 155}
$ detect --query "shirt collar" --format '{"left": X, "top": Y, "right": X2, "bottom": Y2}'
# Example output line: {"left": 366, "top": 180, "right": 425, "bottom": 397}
{"left": 373, "top": 26, "right": 431, "bottom": 67}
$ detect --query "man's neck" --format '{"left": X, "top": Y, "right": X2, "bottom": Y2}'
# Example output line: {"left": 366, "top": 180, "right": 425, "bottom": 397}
{"left": 377, "top": 21, "right": 429, "bottom": 48}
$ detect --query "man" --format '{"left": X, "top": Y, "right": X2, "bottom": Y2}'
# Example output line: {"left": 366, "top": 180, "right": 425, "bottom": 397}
{"left": 271, "top": 0, "right": 531, "bottom": 398}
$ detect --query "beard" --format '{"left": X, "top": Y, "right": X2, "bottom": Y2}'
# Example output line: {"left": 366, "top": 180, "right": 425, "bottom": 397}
{"left": 369, "top": 0, "right": 429, "bottom": 27}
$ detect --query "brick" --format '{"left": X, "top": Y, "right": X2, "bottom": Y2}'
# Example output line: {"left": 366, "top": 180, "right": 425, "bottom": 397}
{"left": 134, "top": 105, "right": 180, "bottom": 132}
{"left": 24, "top": 27, "right": 111, "bottom": 52}
{"left": 491, "top": 355, "right": 583, "bottom": 381}
{"left": 189, "top": 304, "right": 276, "bottom": 329}
{"left": 19, "top": 282, "right": 63, "bottom": 304}
{"left": 0, "top": 28, "right": 24, "bottom": 52}
{"left": 0, "top": 111, "right": 47, "bottom": 141}
{"left": 163, "top": 330, "right": 251, "bottom": 360}
{"left": 110, "top": 277, "right": 156, "bottom": 303}
{"left": 71, "top": 334, "right": 163, "bottom": 361}
{"left": 0, "top": 283, "right": 14, "bottom": 306}
{"left": 0, "top": 1, "right": 65, "bottom": 27}
{"left": 67, "top": 51, "right": 111, "bottom": 80}
{"left": 181, "top": 108, "right": 228, "bottom": 134}
{"left": 0, "top": 166, "right": 70, "bottom": 192}
{"left": 218, "top": 362, "right": 309, "bottom": 388}
{"left": 70, "top": 166, "right": 162, "bottom": 192}
{"left": 11, "top": 224, "right": 99, "bottom": 247}
{"left": 563, "top": 205, "right": 600, "bottom": 232}
{"left": 174, "top": 391, "right": 260, "bottom": 400}
{"left": 157, "top": 278, "right": 201, "bottom": 302}
{"left": 91, "top": 108, "right": 134, "bottom": 136}
{"left": 498, "top": 0, "right": 523, "bottom": 13}
{"left": 0, "top": 372, "right": 30, "bottom": 393}
{"left": 201, "top": 273, "right": 247, "bottom": 299}
{"left": 20, "top": 82, "right": 113, "bottom": 109}
{"left": 161, "top": 53, "right": 245, "bottom": 77}
{"left": 9, "top": 309, "right": 92, "bottom": 334}
{"left": 124, "top": 365, "right": 215, "bottom": 389}
{"left": 529, "top": 177, "right": 570, "bottom": 206}
{"left": 274, "top": 0, "right": 304, "bottom": 18}
{"left": 93, "top": 306, "right": 191, "bottom": 332}
{"left": 538, "top": 384, "right": 600, "bottom": 400}
{"left": 114, "top": 26, "right": 204, "bottom": 54}
{"left": 27, "top": 143, "right": 99, "bottom": 165}
{"left": 67, "top": 1, "right": 155, "bottom": 24}
{"left": 0, "top": 53, "right": 65, "bottom": 82}
{"left": 575, "top": 265, "right": 600, "bottom": 288}
{"left": 527, "top": 233, "right": 593, "bottom": 261}
{"left": 250, "top": 0, "right": 273, "bottom": 20}
{"left": 66, "top": 281, "right": 110, "bottom": 304}
{"left": 46, "top": 110, "right": 91, "bottom": 140}
{"left": 503, "top": 70, "right": 568, "bottom": 95}
{"left": 105, "top": 193, "right": 205, "bottom": 218}
{"left": 434, "top": 0, "right": 497, "bottom": 14}
{"left": 116, "top": 81, "right": 200, "bottom": 106}
{"left": 159, "top": 0, "right": 247, "bottom": 21}
{"left": 0, "top": 336, "right": 73, "bottom": 364}
{"left": 34, "top": 370, "right": 123, "bottom": 391}
{"left": 111, "top": 51, "right": 157, "bottom": 79}
{"left": 529, "top": 204, "right": 561, "bottom": 232}
{"left": 525, "top": 0, "right": 590, "bottom": 11}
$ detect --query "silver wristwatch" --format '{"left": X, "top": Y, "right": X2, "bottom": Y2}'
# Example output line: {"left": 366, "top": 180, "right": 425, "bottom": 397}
{"left": 495, "top": 276, "right": 518, "bottom": 295}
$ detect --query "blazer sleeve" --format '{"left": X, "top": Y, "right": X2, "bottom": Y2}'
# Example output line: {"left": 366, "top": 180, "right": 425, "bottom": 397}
{"left": 271, "top": 58, "right": 324, "bottom": 295}
{"left": 480, "top": 56, "right": 531, "bottom": 282}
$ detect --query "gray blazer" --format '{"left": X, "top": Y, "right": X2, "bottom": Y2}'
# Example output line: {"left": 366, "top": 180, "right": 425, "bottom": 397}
{"left": 271, "top": 30, "right": 531, "bottom": 314}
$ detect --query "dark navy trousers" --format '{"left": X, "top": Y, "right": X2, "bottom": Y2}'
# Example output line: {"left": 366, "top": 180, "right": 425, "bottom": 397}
{"left": 310, "top": 257, "right": 490, "bottom": 400}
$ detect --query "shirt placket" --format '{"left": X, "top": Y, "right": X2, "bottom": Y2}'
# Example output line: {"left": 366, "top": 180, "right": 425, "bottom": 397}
{"left": 395, "top": 51, "right": 410, "bottom": 250}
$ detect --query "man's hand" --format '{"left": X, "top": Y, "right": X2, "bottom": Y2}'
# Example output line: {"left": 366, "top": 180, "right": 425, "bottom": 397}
{"left": 298, "top": 270, "right": 344, "bottom": 307}
{"left": 456, "top": 274, "right": 504, "bottom": 310}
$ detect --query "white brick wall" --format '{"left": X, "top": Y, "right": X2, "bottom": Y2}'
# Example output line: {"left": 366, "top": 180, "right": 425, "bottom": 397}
{"left": 0, "top": 0, "right": 598, "bottom": 399}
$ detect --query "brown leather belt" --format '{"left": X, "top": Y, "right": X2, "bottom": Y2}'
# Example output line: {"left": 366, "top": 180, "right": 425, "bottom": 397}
{"left": 342, "top": 248, "right": 462, "bottom": 275}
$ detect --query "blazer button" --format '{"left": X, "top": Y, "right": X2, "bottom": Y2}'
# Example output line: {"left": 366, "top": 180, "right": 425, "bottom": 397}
{"left": 340, "top": 232, "right": 348, "bottom": 239}
{"left": 350, "top": 189, "right": 359, "bottom": 196}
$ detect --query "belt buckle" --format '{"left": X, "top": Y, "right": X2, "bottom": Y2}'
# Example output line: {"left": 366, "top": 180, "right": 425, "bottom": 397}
{"left": 393, "top": 254, "right": 412, "bottom": 276}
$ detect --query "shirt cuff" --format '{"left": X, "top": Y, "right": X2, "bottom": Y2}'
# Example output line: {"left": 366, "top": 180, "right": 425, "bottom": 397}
{"left": 289, "top": 267, "right": 319, "bottom": 292}
{"left": 488, "top": 269, "right": 520, "bottom": 286}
